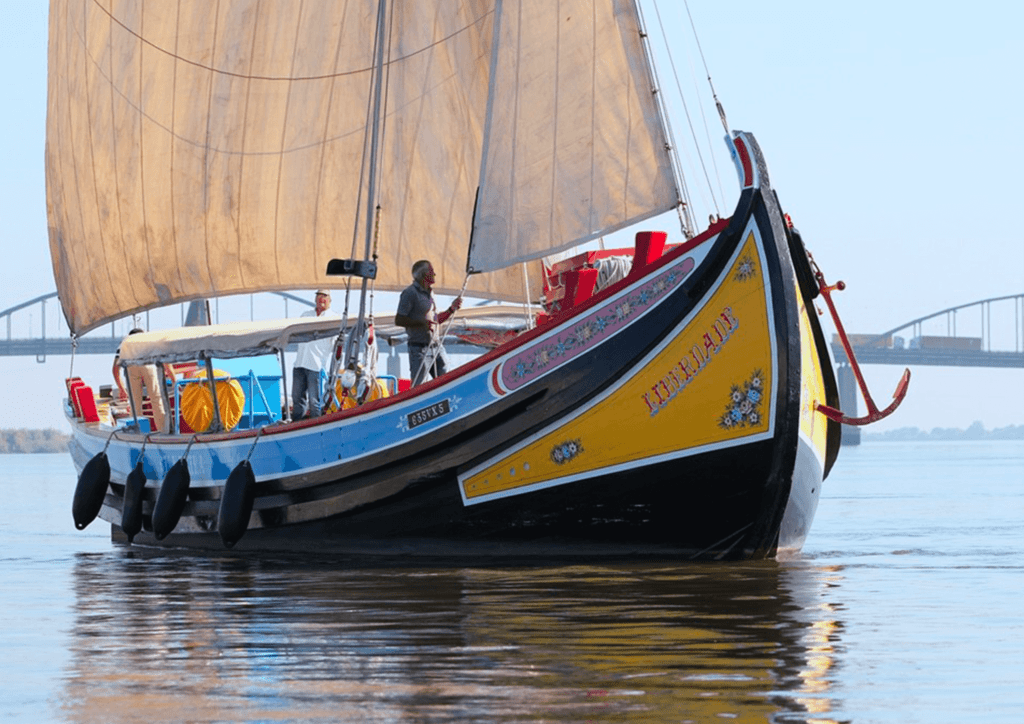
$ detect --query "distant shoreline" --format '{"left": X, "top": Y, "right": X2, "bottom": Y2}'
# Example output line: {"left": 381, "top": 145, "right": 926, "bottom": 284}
{"left": 0, "top": 429, "right": 71, "bottom": 454}
{"left": 1, "top": 423, "right": 1020, "bottom": 453}
{"left": 862, "top": 422, "right": 1023, "bottom": 442}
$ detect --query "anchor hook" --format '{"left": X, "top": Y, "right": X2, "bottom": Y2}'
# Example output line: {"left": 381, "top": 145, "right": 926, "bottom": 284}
{"left": 808, "top": 253, "right": 910, "bottom": 426}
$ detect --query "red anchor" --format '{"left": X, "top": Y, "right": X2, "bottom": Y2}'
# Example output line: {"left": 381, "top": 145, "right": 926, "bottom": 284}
{"left": 808, "top": 253, "right": 910, "bottom": 426}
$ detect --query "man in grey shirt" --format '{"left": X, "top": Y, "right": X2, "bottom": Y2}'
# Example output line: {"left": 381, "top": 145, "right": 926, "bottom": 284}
{"left": 395, "top": 260, "right": 461, "bottom": 386}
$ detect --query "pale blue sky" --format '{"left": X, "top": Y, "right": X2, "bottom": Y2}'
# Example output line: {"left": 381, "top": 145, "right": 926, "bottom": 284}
{"left": 1, "top": 1, "right": 1022, "bottom": 431}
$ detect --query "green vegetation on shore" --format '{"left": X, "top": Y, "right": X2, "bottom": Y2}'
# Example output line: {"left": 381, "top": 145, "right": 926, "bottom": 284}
{"left": 0, "top": 429, "right": 71, "bottom": 454}
{"left": 1, "top": 422, "right": 1020, "bottom": 453}
{"left": 863, "top": 422, "right": 1024, "bottom": 442}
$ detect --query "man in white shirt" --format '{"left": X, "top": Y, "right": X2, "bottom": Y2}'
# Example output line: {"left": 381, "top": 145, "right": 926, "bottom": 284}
{"left": 292, "top": 290, "right": 333, "bottom": 419}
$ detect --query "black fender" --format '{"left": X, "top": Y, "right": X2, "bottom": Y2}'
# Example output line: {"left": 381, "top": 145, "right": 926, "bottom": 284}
{"left": 218, "top": 460, "right": 256, "bottom": 549}
{"left": 120, "top": 462, "right": 147, "bottom": 543}
{"left": 72, "top": 452, "right": 110, "bottom": 530}
{"left": 152, "top": 459, "right": 190, "bottom": 540}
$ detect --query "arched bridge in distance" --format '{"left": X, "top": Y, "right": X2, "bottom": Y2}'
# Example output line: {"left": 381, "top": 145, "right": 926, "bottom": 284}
{"left": 830, "top": 293, "right": 1024, "bottom": 369}
{"left": 3, "top": 290, "right": 1022, "bottom": 443}
{"left": 828, "top": 293, "right": 1023, "bottom": 444}
{"left": 0, "top": 290, "right": 475, "bottom": 367}
{"left": 0, "top": 291, "right": 317, "bottom": 361}
{"left": 5, "top": 290, "right": 1021, "bottom": 366}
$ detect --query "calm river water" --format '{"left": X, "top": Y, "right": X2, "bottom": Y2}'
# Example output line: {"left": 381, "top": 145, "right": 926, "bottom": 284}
{"left": 1, "top": 441, "right": 1021, "bottom": 723}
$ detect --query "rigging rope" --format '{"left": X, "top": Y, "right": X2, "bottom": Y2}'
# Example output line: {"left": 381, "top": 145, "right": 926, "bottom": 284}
{"left": 633, "top": 0, "right": 694, "bottom": 238}
{"left": 682, "top": 0, "right": 730, "bottom": 134}
{"left": 368, "top": 204, "right": 382, "bottom": 316}
{"left": 346, "top": 0, "right": 393, "bottom": 376}
{"left": 342, "top": 17, "right": 380, "bottom": 322}
{"left": 651, "top": 0, "right": 723, "bottom": 220}
{"left": 245, "top": 426, "right": 264, "bottom": 462}
{"left": 334, "top": 2, "right": 393, "bottom": 405}
{"left": 341, "top": 0, "right": 391, "bottom": 381}
{"left": 653, "top": 0, "right": 725, "bottom": 218}
{"left": 327, "top": 203, "right": 384, "bottom": 411}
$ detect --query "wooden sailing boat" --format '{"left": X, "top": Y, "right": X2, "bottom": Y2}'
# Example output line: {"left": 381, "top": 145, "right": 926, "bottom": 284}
{"left": 49, "top": 0, "right": 906, "bottom": 558}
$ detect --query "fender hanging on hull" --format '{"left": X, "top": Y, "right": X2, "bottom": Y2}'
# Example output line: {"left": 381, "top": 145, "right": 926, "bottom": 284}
{"left": 152, "top": 460, "right": 190, "bottom": 540}
{"left": 72, "top": 452, "right": 110, "bottom": 530}
{"left": 218, "top": 460, "right": 256, "bottom": 548}
{"left": 120, "top": 462, "right": 147, "bottom": 543}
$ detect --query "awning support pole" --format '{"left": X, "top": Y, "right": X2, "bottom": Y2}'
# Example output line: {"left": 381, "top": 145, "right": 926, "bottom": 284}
{"left": 279, "top": 349, "right": 291, "bottom": 422}
{"left": 204, "top": 358, "right": 224, "bottom": 433}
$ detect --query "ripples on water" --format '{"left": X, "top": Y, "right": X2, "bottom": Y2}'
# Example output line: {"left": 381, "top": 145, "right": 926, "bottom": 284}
{"left": 1, "top": 441, "right": 1022, "bottom": 723}
{"left": 59, "top": 556, "right": 842, "bottom": 723}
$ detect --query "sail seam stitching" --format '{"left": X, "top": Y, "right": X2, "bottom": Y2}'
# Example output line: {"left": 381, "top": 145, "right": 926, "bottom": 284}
{"left": 88, "top": 0, "right": 493, "bottom": 82}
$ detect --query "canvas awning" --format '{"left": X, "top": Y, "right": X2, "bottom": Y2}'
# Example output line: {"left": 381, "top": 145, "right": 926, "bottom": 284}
{"left": 116, "top": 306, "right": 534, "bottom": 366}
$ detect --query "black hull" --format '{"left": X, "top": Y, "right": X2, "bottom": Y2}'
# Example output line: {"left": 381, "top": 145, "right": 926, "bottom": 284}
{"left": 114, "top": 435, "right": 822, "bottom": 561}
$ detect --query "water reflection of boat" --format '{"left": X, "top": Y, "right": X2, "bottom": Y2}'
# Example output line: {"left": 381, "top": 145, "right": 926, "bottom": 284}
{"left": 49, "top": 1, "right": 911, "bottom": 558}
{"left": 62, "top": 555, "right": 844, "bottom": 722}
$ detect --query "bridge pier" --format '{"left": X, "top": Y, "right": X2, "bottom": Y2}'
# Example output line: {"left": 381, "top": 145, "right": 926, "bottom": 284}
{"left": 836, "top": 364, "right": 860, "bottom": 446}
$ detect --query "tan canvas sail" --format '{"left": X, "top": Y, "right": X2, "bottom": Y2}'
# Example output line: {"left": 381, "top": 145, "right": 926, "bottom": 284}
{"left": 47, "top": 0, "right": 677, "bottom": 335}
{"left": 469, "top": 0, "right": 677, "bottom": 273}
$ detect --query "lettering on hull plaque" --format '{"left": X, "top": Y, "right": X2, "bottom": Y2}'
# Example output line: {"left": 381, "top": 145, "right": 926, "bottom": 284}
{"left": 406, "top": 399, "right": 452, "bottom": 430}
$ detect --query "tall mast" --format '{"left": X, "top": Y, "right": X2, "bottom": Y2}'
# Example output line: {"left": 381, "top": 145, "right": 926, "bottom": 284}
{"left": 345, "top": 0, "right": 389, "bottom": 369}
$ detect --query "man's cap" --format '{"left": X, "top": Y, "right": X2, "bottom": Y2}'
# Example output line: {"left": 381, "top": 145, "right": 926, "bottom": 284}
{"left": 315, "top": 289, "right": 331, "bottom": 296}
